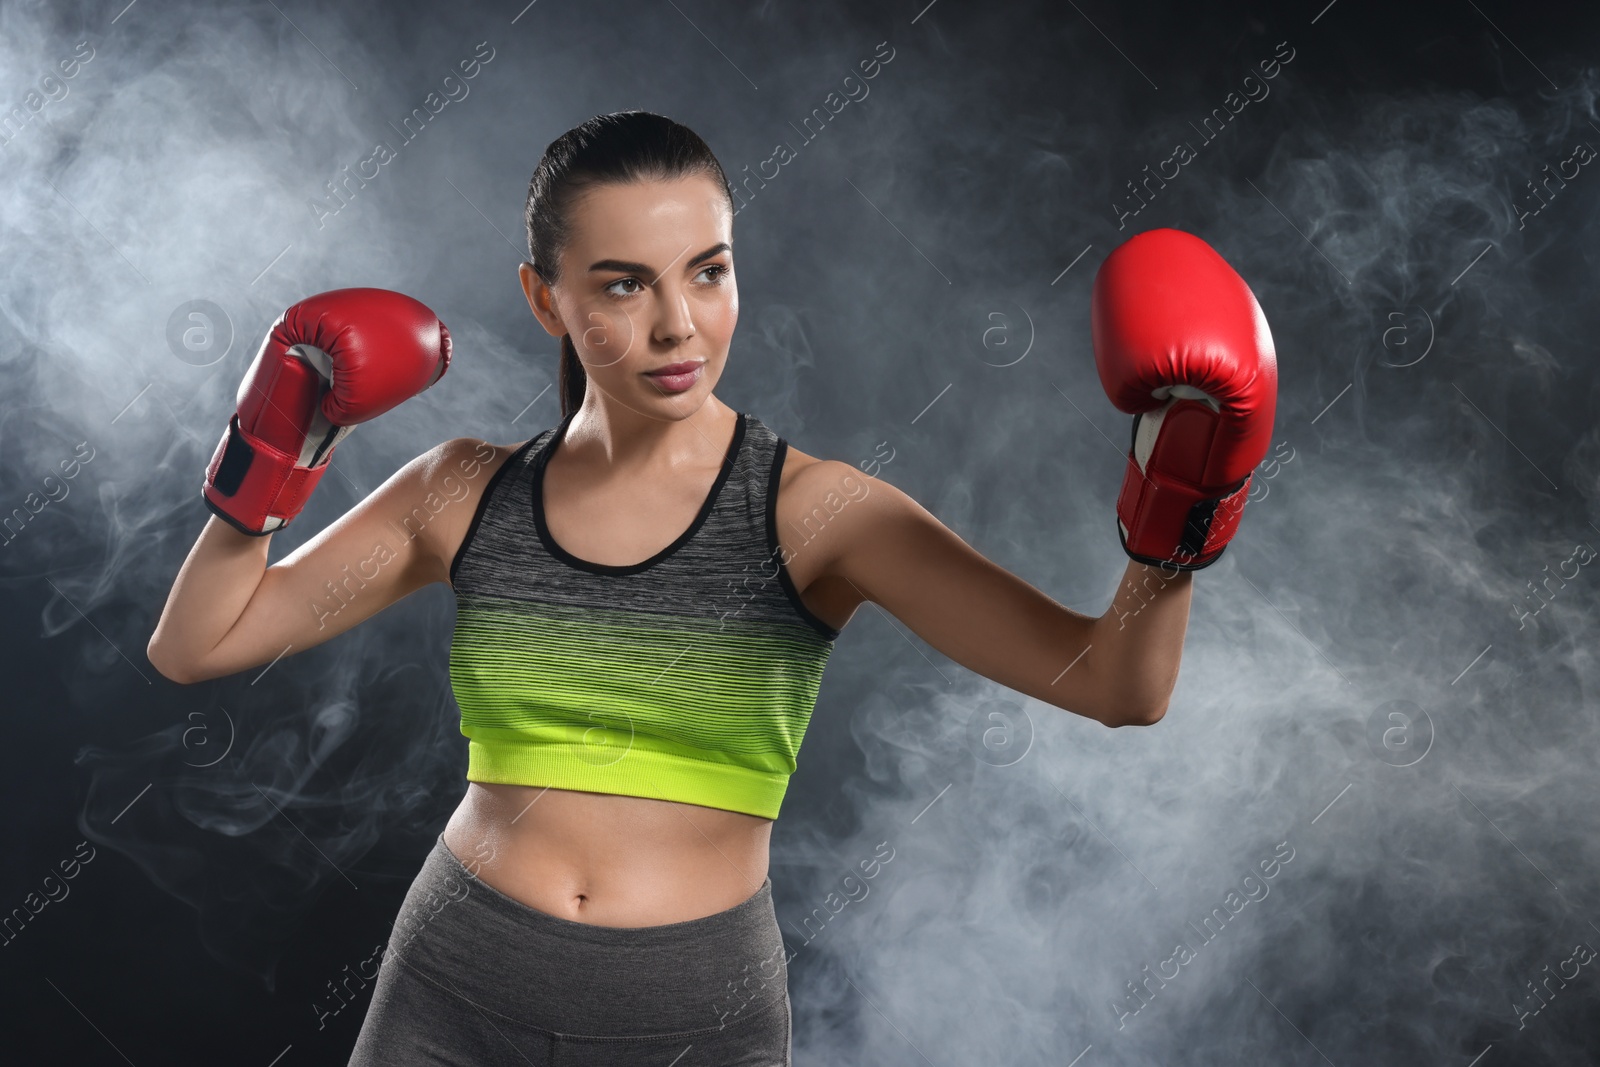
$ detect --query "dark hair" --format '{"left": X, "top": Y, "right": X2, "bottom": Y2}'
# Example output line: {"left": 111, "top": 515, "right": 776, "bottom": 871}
{"left": 524, "top": 110, "right": 736, "bottom": 418}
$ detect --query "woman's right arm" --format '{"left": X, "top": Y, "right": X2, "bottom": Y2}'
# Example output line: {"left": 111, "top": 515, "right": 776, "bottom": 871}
{"left": 147, "top": 436, "right": 501, "bottom": 684}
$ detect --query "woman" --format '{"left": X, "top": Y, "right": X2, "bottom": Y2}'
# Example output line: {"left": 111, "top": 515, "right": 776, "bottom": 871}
{"left": 146, "top": 111, "right": 1274, "bottom": 1065}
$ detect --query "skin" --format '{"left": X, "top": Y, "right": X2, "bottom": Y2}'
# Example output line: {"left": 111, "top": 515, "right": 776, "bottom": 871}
{"left": 147, "top": 174, "right": 1193, "bottom": 928}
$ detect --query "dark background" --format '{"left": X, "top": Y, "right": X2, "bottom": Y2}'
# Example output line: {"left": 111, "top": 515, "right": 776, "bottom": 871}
{"left": 2, "top": 0, "right": 1599, "bottom": 1063}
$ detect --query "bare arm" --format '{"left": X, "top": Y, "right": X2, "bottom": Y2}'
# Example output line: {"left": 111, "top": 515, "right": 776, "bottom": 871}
{"left": 801, "top": 460, "right": 1192, "bottom": 727}
{"left": 146, "top": 437, "right": 502, "bottom": 684}
{"left": 1089, "top": 558, "right": 1193, "bottom": 723}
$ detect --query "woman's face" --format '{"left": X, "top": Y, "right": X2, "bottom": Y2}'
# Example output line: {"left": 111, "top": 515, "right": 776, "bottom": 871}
{"left": 520, "top": 173, "right": 737, "bottom": 418}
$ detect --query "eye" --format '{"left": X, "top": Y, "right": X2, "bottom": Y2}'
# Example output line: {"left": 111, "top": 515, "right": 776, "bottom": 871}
{"left": 697, "top": 263, "right": 731, "bottom": 284}
{"left": 604, "top": 277, "right": 644, "bottom": 298}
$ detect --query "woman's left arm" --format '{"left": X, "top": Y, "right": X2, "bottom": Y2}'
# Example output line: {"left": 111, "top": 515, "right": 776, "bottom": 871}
{"left": 801, "top": 230, "right": 1277, "bottom": 730}
{"left": 797, "top": 461, "right": 1190, "bottom": 729}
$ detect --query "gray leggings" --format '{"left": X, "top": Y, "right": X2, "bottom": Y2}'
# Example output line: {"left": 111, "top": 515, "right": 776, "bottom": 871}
{"left": 348, "top": 835, "right": 792, "bottom": 1066}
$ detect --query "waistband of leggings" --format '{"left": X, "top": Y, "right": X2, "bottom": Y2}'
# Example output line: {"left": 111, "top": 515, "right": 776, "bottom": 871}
{"left": 428, "top": 833, "right": 776, "bottom": 947}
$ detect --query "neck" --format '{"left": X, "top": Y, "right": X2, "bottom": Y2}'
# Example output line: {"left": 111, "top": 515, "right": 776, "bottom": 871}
{"left": 565, "top": 395, "right": 736, "bottom": 475}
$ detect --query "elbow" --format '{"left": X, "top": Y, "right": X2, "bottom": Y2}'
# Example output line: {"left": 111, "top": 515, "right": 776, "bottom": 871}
{"left": 1108, "top": 701, "right": 1168, "bottom": 728}
{"left": 146, "top": 635, "right": 202, "bottom": 686}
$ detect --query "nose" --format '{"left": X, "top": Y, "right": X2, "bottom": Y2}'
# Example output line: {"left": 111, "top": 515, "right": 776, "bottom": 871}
{"left": 653, "top": 282, "right": 696, "bottom": 345}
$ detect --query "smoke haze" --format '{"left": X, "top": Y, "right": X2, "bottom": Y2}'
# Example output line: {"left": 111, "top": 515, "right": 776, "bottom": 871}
{"left": 1, "top": 0, "right": 1598, "bottom": 1063}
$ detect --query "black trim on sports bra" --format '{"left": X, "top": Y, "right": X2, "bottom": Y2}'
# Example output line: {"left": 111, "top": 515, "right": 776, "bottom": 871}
{"left": 448, "top": 434, "right": 542, "bottom": 588}
{"left": 767, "top": 438, "right": 843, "bottom": 641}
{"left": 530, "top": 410, "right": 748, "bottom": 577}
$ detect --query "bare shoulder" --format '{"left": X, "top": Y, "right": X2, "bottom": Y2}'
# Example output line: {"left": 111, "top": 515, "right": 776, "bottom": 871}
{"left": 776, "top": 441, "right": 825, "bottom": 478}
{"left": 772, "top": 442, "right": 842, "bottom": 527}
{"left": 773, "top": 443, "right": 905, "bottom": 630}
{"left": 776, "top": 443, "right": 915, "bottom": 529}
{"left": 399, "top": 436, "right": 527, "bottom": 587}
{"left": 776, "top": 445, "right": 862, "bottom": 502}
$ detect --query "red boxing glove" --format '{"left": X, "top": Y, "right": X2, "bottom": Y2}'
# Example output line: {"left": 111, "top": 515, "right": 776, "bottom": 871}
{"left": 203, "top": 288, "right": 452, "bottom": 535}
{"left": 1091, "top": 229, "right": 1278, "bottom": 570}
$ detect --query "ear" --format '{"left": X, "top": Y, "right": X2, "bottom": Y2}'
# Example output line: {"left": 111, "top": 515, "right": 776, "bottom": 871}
{"left": 518, "top": 261, "right": 566, "bottom": 340}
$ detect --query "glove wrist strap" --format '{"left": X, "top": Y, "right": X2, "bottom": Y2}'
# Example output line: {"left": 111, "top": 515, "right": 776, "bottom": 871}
{"left": 201, "top": 414, "right": 333, "bottom": 535}
{"left": 1116, "top": 458, "right": 1252, "bottom": 571}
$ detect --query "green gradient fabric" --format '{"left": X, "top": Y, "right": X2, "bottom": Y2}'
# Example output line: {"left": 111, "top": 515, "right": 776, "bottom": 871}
{"left": 448, "top": 410, "right": 838, "bottom": 819}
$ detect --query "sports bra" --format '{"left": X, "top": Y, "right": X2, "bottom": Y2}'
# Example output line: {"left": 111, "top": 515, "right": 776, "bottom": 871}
{"left": 447, "top": 409, "right": 840, "bottom": 820}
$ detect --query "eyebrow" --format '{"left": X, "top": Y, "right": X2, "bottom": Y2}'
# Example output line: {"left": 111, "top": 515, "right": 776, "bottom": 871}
{"left": 587, "top": 242, "right": 731, "bottom": 277}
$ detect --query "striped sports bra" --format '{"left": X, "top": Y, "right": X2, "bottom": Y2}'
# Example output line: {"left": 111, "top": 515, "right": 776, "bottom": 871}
{"left": 447, "top": 409, "right": 840, "bottom": 820}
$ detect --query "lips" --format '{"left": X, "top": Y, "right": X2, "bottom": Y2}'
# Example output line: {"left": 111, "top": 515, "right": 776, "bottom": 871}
{"left": 645, "top": 361, "right": 705, "bottom": 376}
{"left": 643, "top": 360, "right": 705, "bottom": 394}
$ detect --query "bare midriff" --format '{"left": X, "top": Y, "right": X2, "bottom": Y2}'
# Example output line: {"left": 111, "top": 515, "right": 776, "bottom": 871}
{"left": 440, "top": 781, "right": 774, "bottom": 928}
